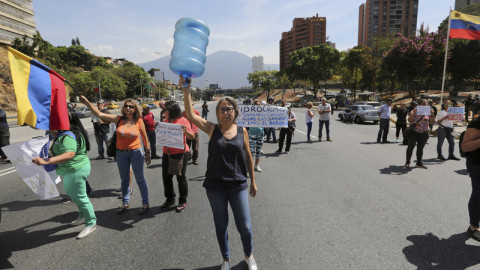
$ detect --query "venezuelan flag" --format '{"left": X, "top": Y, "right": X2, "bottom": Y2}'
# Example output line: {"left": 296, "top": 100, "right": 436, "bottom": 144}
{"left": 450, "top": 10, "right": 480, "bottom": 40}
{"left": 7, "top": 47, "right": 69, "bottom": 130}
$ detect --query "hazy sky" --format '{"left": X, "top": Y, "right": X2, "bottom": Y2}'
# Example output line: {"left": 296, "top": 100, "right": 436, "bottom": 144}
{"left": 33, "top": 0, "right": 455, "bottom": 65}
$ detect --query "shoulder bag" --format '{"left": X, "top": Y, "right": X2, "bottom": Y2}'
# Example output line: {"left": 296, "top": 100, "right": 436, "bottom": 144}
{"left": 107, "top": 118, "right": 122, "bottom": 157}
{"left": 404, "top": 115, "right": 425, "bottom": 137}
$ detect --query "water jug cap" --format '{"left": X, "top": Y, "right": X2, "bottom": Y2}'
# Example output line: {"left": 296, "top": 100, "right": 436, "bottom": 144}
{"left": 175, "top": 17, "right": 210, "bottom": 36}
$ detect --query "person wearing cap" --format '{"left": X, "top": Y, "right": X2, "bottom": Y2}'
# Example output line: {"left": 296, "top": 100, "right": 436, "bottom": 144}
{"left": 142, "top": 104, "right": 159, "bottom": 159}
{"left": 377, "top": 98, "right": 393, "bottom": 143}
{"left": 92, "top": 100, "right": 111, "bottom": 160}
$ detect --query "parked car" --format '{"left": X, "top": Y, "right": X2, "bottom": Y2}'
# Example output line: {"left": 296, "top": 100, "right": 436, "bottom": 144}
{"left": 75, "top": 107, "right": 91, "bottom": 118}
{"left": 338, "top": 105, "right": 379, "bottom": 124}
{"left": 354, "top": 101, "right": 381, "bottom": 110}
{"left": 147, "top": 103, "right": 157, "bottom": 109}
{"left": 107, "top": 102, "right": 119, "bottom": 109}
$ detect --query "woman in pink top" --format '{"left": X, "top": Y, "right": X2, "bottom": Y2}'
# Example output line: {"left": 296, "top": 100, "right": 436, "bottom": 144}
{"left": 405, "top": 99, "right": 435, "bottom": 169}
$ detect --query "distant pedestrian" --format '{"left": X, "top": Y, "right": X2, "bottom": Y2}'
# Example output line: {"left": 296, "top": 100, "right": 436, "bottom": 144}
{"left": 461, "top": 116, "right": 480, "bottom": 242}
{"left": 305, "top": 102, "right": 316, "bottom": 143}
{"left": 317, "top": 97, "right": 332, "bottom": 142}
{"left": 377, "top": 98, "right": 393, "bottom": 143}
{"left": 436, "top": 101, "right": 461, "bottom": 161}
{"left": 428, "top": 100, "right": 437, "bottom": 133}
{"left": 393, "top": 103, "right": 409, "bottom": 144}
{"left": 91, "top": 100, "right": 111, "bottom": 160}
{"left": 161, "top": 101, "right": 194, "bottom": 212}
{"left": 464, "top": 94, "right": 474, "bottom": 124}
{"left": 276, "top": 102, "right": 296, "bottom": 154}
{"left": 81, "top": 96, "right": 151, "bottom": 215}
{"left": 183, "top": 101, "right": 201, "bottom": 165}
{"left": 404, "top": 99, "right": 435, "bottom": 169}
{"left": 142, "top": 104, "right": 160, "bottom": 159}
{"left": 180, "top": 76, "right": 258, "bottom": 270}
{"left": 265, "top": 97, "right": 277, "bottom": 143}
{"left": 32, "top": 110, "right": 96, "bottom": 239}
{"left": 249, "top": 101, "right": 265, "bottom": 172}
{"left": 202, "top": 100, "right": 209, "bottom": 120}
{"left": 0, "top": 106, "right": 10, "bottom": 161}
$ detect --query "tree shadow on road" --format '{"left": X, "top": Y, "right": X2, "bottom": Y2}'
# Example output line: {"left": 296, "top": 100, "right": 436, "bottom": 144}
{"left": 0, "top": 198, "right": 60, "bottom": 212}
{"left": 380, "top": 165, "right": 411, "bottom": 175}
{"left": 195, "top": 261, "right": 247, "bottom": 270}
{"left": 88, "top": 188, "right": 118, "bottom": 199}
{"left": 403, "top": 232, "right": 480, "bottom": 270}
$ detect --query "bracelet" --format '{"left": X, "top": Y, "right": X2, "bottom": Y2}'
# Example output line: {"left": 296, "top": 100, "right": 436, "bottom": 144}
{"left": 145, "top": 151, "right": 151, "bottom": 154}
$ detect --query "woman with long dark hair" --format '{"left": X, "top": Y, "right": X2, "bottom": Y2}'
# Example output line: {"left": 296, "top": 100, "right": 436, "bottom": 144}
{"left": 160, "top": 101, "right": 194, "bottom": 212}
{"left": 81, "top": 97, "right": 151, "bottom": 215}
{"left": 181, "top": 76, "right": 258, "bottom": 270}
{"left": 32, "top": 110, "right": 96, "bottom": 239}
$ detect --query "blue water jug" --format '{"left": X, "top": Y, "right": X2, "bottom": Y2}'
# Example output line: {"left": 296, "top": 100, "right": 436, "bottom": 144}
{"left": 169, "top": 17, "right": 210, "bottom": 79}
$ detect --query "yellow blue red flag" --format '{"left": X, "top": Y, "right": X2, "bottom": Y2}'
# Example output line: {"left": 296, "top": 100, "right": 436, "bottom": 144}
{"left": 450, "top": 10, "right": 480, "bottom": 40}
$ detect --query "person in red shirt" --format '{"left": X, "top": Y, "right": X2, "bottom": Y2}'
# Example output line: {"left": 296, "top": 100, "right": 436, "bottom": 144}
{"left": 183, "top": 101, "right": 201, "bottom": 165}
{"left": 142, "top": 105, "right": 160, "bottom": 159}
{"left": 160, "top": 101, "right": 194, "bottom": 212}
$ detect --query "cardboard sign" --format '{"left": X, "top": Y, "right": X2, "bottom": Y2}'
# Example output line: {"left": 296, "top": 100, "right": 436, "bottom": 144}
{"left": 155, "top": 122, "right": 184, "bottom": 149}
{"left": 1, "top": 136, "right": 60, "bottom": 200}
{"left": 416, "top": 106, "right": 431, "bottom": 116}
{"left": 447, "top": 107, "right": 465, "bottom": 122}
{"left": 237, "top": 105, "right": 288, "bottom": 128}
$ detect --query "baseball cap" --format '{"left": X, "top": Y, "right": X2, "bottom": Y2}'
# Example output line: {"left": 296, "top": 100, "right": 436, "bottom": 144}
{"left": 142, "top": 104, "right": 149, "bottom": 109}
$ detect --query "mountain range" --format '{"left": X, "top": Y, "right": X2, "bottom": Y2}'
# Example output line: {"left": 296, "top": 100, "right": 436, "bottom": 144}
{"left": 137, "top": 51, "right": 279, "bottom": 89}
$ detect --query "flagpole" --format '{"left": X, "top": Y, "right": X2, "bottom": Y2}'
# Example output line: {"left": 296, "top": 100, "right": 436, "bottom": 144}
{"left": 440, "top": 8, "right": 452, "bottom": 107}
{"left": 64, "top": 79, "right": 82, "bottom": 97}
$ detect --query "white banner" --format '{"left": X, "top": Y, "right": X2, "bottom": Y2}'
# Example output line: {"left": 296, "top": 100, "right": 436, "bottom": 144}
{"left": 1, "top": 136, "right": 60, "bottom": 200}
{"left": 155, "top": 122, "right": 185, "bottom": 149}
{"left": 447, "top": 107, "right": 465, "bottom": 122}
{"left": 237, "top": 105, "right": 288, "bottom": 128}
{"left": 416, "top": 106, "right": 431, "bottom": 116}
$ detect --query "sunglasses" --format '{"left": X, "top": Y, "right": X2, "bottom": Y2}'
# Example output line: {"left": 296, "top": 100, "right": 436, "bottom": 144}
{"left": 124, "top": 105, "right": 135, "bottom": 109}
{"left": 219, "top": 107, "right": 234, "bottom": 114}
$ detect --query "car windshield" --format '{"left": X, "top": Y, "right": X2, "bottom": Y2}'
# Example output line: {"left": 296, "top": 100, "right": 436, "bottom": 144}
{"left": 362, "top": 105, "right": 375, "bottom": 110}
{"left": 368, "top": 103, "right": 380, "bottom": 107}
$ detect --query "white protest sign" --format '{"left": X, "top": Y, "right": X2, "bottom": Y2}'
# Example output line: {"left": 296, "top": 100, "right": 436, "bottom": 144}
{"left": 237, "top": 105, "right": 288, "bottom": 128}
{"left": 155, "top": 122, "right": 185, "bottom": 149}
{"left": 447, "top": 107, "right": 465, "bottom": 122}
{"left": 1, "top": 136, "right": 60, "bottom": 200}
{"left": 416, "top": 106, "right": 431, "bottom": 116}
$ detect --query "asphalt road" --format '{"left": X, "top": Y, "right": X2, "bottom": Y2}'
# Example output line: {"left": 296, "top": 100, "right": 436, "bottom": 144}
{"left": 0, "top": 105, "right": 478, "bottom": 270}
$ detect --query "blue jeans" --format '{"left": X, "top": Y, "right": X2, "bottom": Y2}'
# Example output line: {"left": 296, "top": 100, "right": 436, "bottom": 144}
{"left": 319, "top": 120, "right": 330, "bottom": 139}
{"left": 266, "top": 128, "right": 276, "bottom": 141}
{"left": 116, "top": 149, "right": 149, "bottom": 205}
{"left": 206, "top": 188, "right": 253, "bottom": 260}
{"left": 146, "top": 130, "right": 157, "bottom": 157}
{"left": 306, "top": 122, "right": 313, "bottom": 141}
{"left": 95, "top": 133, "right": 108, "bottom": 157}
{"left": 436, "top": 127, "right": 454, "bottom": 157}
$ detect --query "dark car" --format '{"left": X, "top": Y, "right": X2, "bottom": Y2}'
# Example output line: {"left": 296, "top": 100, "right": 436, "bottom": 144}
{"left": 147, "top": 103, "right": 157, "bottom": 109}
{"left": 75, "top": 107, "right": 91, "bottom": 118}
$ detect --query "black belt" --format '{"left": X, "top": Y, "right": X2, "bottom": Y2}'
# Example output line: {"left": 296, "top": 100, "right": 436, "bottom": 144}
{"left": 117, "top": 149, "right": 136, "bottom": 152}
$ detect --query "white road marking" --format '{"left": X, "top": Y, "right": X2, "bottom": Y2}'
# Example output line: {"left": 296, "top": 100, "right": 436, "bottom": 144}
{"left": 0, "top": 167, "right": 16, "bottom": 177}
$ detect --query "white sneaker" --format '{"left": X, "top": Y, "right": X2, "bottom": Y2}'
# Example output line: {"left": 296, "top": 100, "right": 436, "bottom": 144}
{"left": 70, "top": 217, "right": 85, "bottom": 226}
{"left": 76, "top": 224, "right": 97, "bottom": 239}
{"left": 254, "top": 165, "right": 262, "bottom": 172}
{"left": 220, "top": 260, "right": 230, "bottom": 270}
{"left": 246, "top": 255, "right": 258, "bottom": 270}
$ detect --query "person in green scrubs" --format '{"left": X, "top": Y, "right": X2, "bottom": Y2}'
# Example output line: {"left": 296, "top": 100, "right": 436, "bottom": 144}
{"left": 33, "top": 110, "right": 96, "bottom": 239}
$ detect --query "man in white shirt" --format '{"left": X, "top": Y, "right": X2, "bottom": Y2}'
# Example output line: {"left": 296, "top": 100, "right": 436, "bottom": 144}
{"left": 318, "top": 98, "right": 332, "bottom": 142}
{"left": 377, "top": 98, "right": 392, "bottom": 143}
{"left": 436, "top": 100, "right": 460, "bottom": 161}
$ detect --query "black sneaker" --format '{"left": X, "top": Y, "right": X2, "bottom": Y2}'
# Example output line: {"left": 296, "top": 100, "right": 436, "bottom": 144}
{"left": 275, "top": 150, "right": 282, "bottom": 154}
{"left": 448, "top": 155, "right": 461, "bottom": 161}
{"left": 95, "top": 156, "right": 105, "bottom": 160}
{"left": 467, "top": 227, "right": 480, "bottom": 242}
{"left": 176, "top": 202, "right": 186, "bottom": 212}
{"left": 160, "top": 199, "right": 176, "bottom": 209}
{"left": 382, "top": 140, "right": 391, "bottom": 144}
{"left": 437, "top": 155, "right": 447, "bottom": 161}
{"left": 61, "top": 196, "right": 72, "bottom": 203}
{"left": 416, "top": 163, "right": 427, "bottom": 169}
{"left": 377, "top": 140, "right": 381, "bottom": 143}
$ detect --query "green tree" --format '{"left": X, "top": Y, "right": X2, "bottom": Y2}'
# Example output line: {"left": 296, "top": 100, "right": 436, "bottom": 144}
{"left": 288, "top": 44, "right": 340, "bottom": 98}
{"left": 113, "top": 62, "right": 150, "bottom": 98}
{"left": 247, "top": 70, "right": 278, "bottom": 98}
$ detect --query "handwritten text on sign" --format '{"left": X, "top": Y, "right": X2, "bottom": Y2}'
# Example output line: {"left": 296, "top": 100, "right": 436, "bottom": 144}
{"left": 155, "top": 122, "right": 184, "bottom": 149}
{"left": 237, "top": 105, "right": 288, "bottom": 128}
{"left": 1, "top": 136, "right": 60, "bottom": 200}
{"left": 416, "top": 106, "right": 431, "bottom": 116}
{"left": 447, "top": 107, "right": 465, "bottom": 122}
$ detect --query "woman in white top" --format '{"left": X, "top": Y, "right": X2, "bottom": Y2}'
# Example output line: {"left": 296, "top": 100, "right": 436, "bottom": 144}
{"left": 436, "top": 100, "right": 461, "bottom": 161}
{"left": 305, "top": 102, "right": 316, "bottom": 143}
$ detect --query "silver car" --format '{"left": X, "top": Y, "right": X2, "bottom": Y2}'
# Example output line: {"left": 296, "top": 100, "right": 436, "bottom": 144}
{"left": 338, "top": 105, "right": 379, "bottom": 124}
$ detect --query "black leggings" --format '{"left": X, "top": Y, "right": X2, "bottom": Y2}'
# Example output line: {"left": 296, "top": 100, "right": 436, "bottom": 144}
{"left": 278, "top": 128, "right": 292, "bottom": 152}
{"left": 396, "top": 123, "right": 406, "bottom": 138}
{"left": 467, "top": 160, "right": 480, "bottom": 227}
{"left": 406, "top": 131, "right": 429, "bottom": 164}
{"left": 162, "top": 152, "right": 190, "bottom": 203}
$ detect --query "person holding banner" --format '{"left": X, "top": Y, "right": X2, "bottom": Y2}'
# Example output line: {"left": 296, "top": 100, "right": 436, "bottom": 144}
{"left": 80, "top": 97, "right": 151, "bottom": 215}
{"left": 277, "top": 101, "right": 297, "bottom": 154}
{"left": 160, "top": 101, "right": 194, "bottom": 212}
{"left": 436, "top": 101, "right": 461, "bottom": 161}
{"left": 32, "top": 110, "right": 97, "bottom": 239}
{"left": 180, "top": 76, "right": 258, "bottom": 270}
{"left": 404, "top": 99, "right": 435, "bottom": 169}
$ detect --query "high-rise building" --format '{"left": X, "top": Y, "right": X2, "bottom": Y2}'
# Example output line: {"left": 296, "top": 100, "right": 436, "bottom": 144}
{"left": 455, "top": 0, "right": 480, "bottom": 10}
{"left": 0, "top": 0, "right": 36, "bottom": 45}
{"left": 358, "top": 0, "right": 418, "bottom": 46}
{"left": 279, "top": 14, "right": 327, "bottom": 70}
{"left": 252, "top": 55, "right": 264, "bottom": 73}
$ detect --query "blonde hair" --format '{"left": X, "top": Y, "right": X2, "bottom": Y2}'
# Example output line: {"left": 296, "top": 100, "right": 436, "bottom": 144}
{"left": 121, "top": 98, "right": 141, "bottom": 121}
{"left": 215, "top": 96, "right": 239, "bottom": 125}
{"left": 306, "top": 102, "right": 313, "bottom": 108}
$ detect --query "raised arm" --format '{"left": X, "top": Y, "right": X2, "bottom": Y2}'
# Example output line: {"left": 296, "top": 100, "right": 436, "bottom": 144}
{"left": 180, "top": 76, "right": 215, "bottom": 137}
{"left": 80, "top": 96, "right": 119, "bottom": 123}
